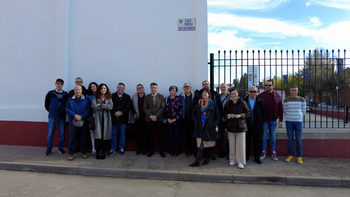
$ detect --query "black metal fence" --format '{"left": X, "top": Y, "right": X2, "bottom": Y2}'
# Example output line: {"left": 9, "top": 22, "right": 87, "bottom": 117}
{"left": 209, "top": 49, "right": 350, "bottom": 128}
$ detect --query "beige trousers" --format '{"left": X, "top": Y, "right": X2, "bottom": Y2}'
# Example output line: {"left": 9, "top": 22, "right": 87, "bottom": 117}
{"left": 227, "top": 132, "right": 246, "bottom": 165}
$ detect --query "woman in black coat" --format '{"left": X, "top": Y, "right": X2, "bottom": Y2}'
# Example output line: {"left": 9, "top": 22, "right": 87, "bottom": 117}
{"left": 190, "top": 88, "right": 221, "bottom": 167}
{"left": 223, "top": 88, "right": 250, "bottom": 169}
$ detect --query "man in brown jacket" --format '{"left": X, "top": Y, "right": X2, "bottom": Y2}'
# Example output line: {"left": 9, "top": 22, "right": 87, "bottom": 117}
{"left": 143, "top": 82, "right": 166, "bottom": 157}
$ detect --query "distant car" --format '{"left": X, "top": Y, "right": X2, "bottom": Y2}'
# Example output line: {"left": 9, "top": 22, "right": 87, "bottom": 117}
{"left": 318, "top": 103, "right": 327, "bottom": 108}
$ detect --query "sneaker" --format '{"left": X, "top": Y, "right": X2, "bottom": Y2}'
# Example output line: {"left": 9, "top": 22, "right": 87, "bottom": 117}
{"left": 229, "top": 161, "right": 236, "bottom": 166}
{"left": 120, "top": 149, "right": 125, "bottom": 155}
{"left": 297, "top": 157, "right": 303, "bottom": 164}
{"left": 285, "top": 156, "right": 294, "bottom": 162}
{"left": 92, "top": 149, "right": 96, "bottom": 155}
{"left": 108, "top": 150, "right": 116, "bottom": 156}
{"left": 238, "top": 163, "right": 244, "bottom": 169}
{"left": 271, "top": 152, "right": 279, "bottom": 161}
{"left": 67, "top": 155, "right": 74, "bottom": 161}
{"left": 81, "top": 154, "right": 88, "bottom": 159}
{"left": 45, "top": 148, "right": 52, "bottom": 156}
{"left": 260, "top": 152, "right": 266, "bottom": 160}
{"left": 58, "top": 148, "right": 65, "bottom": 154}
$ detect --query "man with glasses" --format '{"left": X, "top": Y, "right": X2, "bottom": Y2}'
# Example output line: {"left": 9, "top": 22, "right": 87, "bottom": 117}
{"left": 44, "top": 78, "right": 68, "bottom": 156}
{"left": 258, "top": 80, "right": 283, "bottom": 161}
{"left": 243, "top": 86, "right": 266, "bottom": 164}
{"left": 68, "top": 77, "right": 87, "bottom": 97}
{"left": 179, "top": 82, "right": 195, "bottom": 157}
{"left": 193, "top": 80, "right": 218, "bottom": 106}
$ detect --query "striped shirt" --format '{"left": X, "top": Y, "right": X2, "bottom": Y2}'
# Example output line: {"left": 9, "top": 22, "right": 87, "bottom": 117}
{"left": 283, "top": 96, "right": 306, "bottom": 122}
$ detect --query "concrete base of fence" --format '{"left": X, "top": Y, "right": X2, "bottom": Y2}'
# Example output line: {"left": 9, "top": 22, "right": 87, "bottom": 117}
{"left": 1, "top": 121, "right": 350, "bottom": 158}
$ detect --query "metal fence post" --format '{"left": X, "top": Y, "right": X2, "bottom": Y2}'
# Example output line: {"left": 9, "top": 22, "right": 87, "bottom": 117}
{"left": 210, "top": 53, "right": 214, "bottom": 91}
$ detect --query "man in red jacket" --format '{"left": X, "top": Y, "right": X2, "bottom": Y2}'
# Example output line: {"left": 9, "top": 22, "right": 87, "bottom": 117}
{"left": 258, "top": 80, "right": 283, "bottom": 161}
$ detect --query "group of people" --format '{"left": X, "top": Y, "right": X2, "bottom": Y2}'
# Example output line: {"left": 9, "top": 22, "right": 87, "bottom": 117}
{"left": 45, "top": 78, "right": 306, "bottom": 168}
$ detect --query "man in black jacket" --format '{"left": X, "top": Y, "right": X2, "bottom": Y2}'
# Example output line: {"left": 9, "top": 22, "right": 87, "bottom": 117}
{"left": 243, "top": 86, "right": 266, "bottom": 164}
{"left": 109, "top": 83, "right": 132, "bottom": 155}
{"left": 215, "top": 83, "right": 230, "bottom": 158}
{"left": 193, "top": 80, "right": 218, "bottom": 106}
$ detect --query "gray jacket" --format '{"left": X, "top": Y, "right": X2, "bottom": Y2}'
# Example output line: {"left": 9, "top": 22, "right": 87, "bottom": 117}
{"left": 92, "top": 96, "right": 113, "bottom": 140}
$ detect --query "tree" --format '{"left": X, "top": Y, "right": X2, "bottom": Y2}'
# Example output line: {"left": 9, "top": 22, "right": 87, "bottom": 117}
{"left": 232, "top": 73, "right": 248, "bottom": 97}
{"left": 303, "top": 48, "right": 344, "bottom": 105}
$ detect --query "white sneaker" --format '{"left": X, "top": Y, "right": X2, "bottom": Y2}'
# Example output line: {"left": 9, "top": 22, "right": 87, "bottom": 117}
{"left": 229, "top": 161, "right": 236, "bottom": 166}
{"left": 238, "top": 163, "right": 244, "bottom": 169}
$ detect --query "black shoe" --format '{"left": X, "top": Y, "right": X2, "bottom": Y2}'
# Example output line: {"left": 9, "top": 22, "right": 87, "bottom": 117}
{"left": 189, "top": 159, "right": 201, "bottom": 167}
{"left": 136, "top": 149, "right": 142, "bottom": 155}
{"left": 218, "top": 151, "right": 226, "bottom": 158}
{"left": 254, "top": 158, "right": 262, "bottom": 164}
{"left": 160, "top": 152, "right": 166, "bottom": 157}
{"left": 202, "top": 158, "right": 209, "bottom": 165}
{"left": 142, "top": 150, "right": 148, "bottom": 155}
{"left": 58, "top": 148, "right": 65, "bottom": 155}
{"left": 100, "top": 151, "right": 106, "bottom": 160}
{"left": 147, "top": 151, "right": 154, "bottom": 157}
{"left": 45, "top": 148, "right": 52, "bottom": 156}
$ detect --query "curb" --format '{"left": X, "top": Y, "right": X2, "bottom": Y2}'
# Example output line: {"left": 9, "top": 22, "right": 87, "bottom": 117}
{"left": 0, "top": 161, "right": 348, "bottom": 188}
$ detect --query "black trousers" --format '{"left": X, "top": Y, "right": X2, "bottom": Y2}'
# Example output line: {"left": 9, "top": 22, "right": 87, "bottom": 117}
{"left": 136, "top": 118, "right": 148, "bottom": 152}
{"left": 246, "top": 126, "right": 262, "bottom": 160}
{"left": 218, "top": 120, "right": 227, "bottom": 153}
{"left": 182, "top": 116, "right": 195, "bottom": 153}
{"left": 147, "top": 121, "right": 164, "bottom": 152}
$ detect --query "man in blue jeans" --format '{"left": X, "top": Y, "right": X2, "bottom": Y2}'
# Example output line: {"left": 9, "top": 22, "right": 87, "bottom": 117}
{"left": 258, "top": 80, "right": 283, "bottom": 161}
{"left": 44, "top": 78, "right": 68, "bottom": 156}
{"left": 109, "top": 83, "right": 132, "bottom": 156}
{"left": 283, "top": 85, "right": 306, "bottom": 164}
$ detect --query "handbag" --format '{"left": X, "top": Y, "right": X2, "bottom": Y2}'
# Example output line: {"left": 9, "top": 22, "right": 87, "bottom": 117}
{"left": 88, "top": 115, "right": 95, "bottom": 130}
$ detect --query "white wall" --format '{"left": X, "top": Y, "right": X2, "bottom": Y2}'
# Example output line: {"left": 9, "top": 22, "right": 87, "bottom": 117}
{"left": 0, "top": 0, "right": 207, "bottom": 122}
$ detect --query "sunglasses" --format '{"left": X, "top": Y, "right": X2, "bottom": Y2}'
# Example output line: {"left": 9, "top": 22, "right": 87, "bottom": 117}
{"left": 265, "top": 85, "right": 272, "bottom": 87}
{"left": 249, "top": 91, "right": 257, "bottom": 93}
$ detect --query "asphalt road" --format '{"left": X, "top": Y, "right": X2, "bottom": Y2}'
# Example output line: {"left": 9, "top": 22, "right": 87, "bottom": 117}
{"left": 1, "top": 170, "right": 349, "bottom": 197}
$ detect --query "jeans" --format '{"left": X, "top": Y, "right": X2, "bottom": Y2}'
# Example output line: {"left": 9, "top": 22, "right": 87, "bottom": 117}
{"left": 166, "top": 123, "right": 180, "bottom": 154}
{"left": 68, "top": 124, "right": 88, "bottom": 155}
{"left": 47, "top": 118, "right": 65, "bottom": 149}
{"left": 111, "top": 123, "right": 127, "bottom": 150}
{"left": 262, "top": 121, "right": 277, "bottom": 153}
{"left": 286, "top": 121, "right": 303, "bottom": 157}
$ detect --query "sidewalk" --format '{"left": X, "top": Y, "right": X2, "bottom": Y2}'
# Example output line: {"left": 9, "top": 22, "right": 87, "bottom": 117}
{"left": 0, "top": 145, "right": 349, "bottom": 187}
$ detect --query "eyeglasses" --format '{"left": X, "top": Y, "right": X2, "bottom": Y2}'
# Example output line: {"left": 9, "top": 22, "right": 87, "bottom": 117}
{"left": 249, "top": 91, "right": 257, "bottom": 93}
{"left": 75, "top": 81, "right": 83, "bottom": 83}
{"left": 265, "top": 85, "right": 272, "bottom": 87}
{"left": 56, "top": 82, "right": 63, "bottom": 85}
{"left": 184, "top": 86, "right": 190, "bottom": 88}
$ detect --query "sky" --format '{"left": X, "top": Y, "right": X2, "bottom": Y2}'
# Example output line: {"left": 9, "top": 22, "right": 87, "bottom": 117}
{"left": 207, "top": 0, "right": 350, "bottom": 54}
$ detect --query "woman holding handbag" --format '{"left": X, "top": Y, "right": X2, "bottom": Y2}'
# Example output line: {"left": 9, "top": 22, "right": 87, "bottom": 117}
{"left": 92, "top": 83, "right": 113, "bottom": 159}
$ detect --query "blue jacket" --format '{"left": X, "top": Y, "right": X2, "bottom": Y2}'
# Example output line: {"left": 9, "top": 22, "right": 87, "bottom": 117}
{"left": 65, "top": 94, "right": 91, "bottom": 125}
{"left": 45, "top": 90, "right": 68, "bottom": 119}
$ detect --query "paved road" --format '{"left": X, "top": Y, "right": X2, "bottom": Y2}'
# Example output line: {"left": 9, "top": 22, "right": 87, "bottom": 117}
{"left": 1, "top": 170, "right": 349, "bottom": 197}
